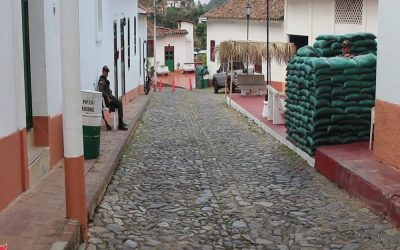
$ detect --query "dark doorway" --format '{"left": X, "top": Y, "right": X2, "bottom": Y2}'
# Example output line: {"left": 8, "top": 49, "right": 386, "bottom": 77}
{"left": 21, "top": 0, "right": 33, "bottom": 130}
{"left": 288, "top": 35, "right": 308, "bottom": 51}
{"left": 254, "top": 58, "right": 262, "bottom": 74}
{"left": 120, "top": 18, "right": 126, "bottom": 96}
{"left": 113, "top": 21, "right": 119, "bottom": 97}
{"left": 164, "top": 46, "right": 174, "bottom": 72}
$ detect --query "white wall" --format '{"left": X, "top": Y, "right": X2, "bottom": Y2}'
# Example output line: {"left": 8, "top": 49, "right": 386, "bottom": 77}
{"left": 181, "top": 21, "right": 194, "bottom": 65}
{"left": 286, "top": 0, "right": 378, "bottom": 43}
{"left": 79, "top": 0, "right": 140, "bottom": 98}
{"left": 44, "top": 0, "right": 62, "bottom": 117}
{"left": 376, "top": 0, "right": 400, "bottom": 104}
{"left": 0, "top": 0, "right": 26, "bottom": 137}
{"left": 29, "top": 0, "right": 48, "bottom": 116}
{"left": 138, "top": 14, "right": 148, "bottom": 85}
{"left": 28, "top": 0, "right": 63, "bottom": 117}
{"left": 206, "top": 19, "right": 286, "bottom": 82}
{"left": 156, "top": 35, "right": 190, "bottom": 69}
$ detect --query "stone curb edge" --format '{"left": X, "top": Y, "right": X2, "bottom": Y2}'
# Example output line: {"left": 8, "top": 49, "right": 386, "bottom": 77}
{"left": 60, "top": 92, "right": 154, "bottom": 250}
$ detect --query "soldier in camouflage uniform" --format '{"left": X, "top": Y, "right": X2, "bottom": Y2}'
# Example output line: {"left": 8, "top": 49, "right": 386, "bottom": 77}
{"left": 97, "top": 66, "right": 127, "bottom": 130}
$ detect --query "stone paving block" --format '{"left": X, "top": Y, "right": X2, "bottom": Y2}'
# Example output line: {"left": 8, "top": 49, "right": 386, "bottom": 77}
{"left": 87, "top": 89, "right": 400, "bottom": 249}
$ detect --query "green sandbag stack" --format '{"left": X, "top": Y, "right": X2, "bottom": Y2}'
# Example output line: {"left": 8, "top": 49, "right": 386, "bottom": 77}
{"left": 285, "top": 45, "right": 376, "bottom": 156}
{"left": 314, "top": 32, "right": 377, "bottom": 57}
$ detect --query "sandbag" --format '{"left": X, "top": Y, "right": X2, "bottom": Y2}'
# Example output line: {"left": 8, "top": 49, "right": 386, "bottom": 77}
{"left": 314, "top": 131, "right": 328, "bottom": 139}
{"left": 314, "top": 136, "right": 342, "bottom": 146}
{"left": 317, "top": 86, "right": 332, "bottom": 96}
{"left": 358, "top": 113, "right": 371, "bottom": 120}
{"left": 337, "top": 32, "right": 377, "bottom": 42}
{"left": 345, "top": 106, "right": 372, "bottom": 114}
{"left": 331, "top": 114, "right": 346, "bottom": 123}
{"left": 316, "top": 68, "right": 341, "bottom": 75}
{"left": 328, "top": 57, "right": 359, "bottom": 70}
{"left": 353, "top": 54, "right": 377, "bottom": 68}
{"left": 316, "top": 79, "right": 333, "bottom": 87}
{"left": 358, "top": 130, "right": 371, "bottom": 137}
{"left": 314, "top": 40, "right": 334, "bottom": 48}
{"left": 316, "top": 34, "right": 337, "bottom": 41}
{"left": 315, "top": 107, "right": 333, "bottom": 117}
{"left": 345, "top": 94, "right": 362, "bottom": 102}
{"left": 332, "top": 99, "right": 346, "bottom": 108}
{"left": 344, "top": 67, "right": 376, "bottom": 75}
{"left": 332, "top": 87, "right": 345, "bottom": 97}
{"left": 359, "top": 100, "right": 375, "bottom": 107}
{"left": 316, "top": 99, "right": 331, "bottom": 108}
{"left": 344, "top": 80, "right": 374, "bottom": 88}
{"left": 331, "top": 74, "right": 360, "bottom": 83}
{"left": 342, "top": 136, "right": 361, "bottom": 144}
{"left": 359, "top": 73, "right": 376, "bottom": 81}
{"left": 316, "top": 74, "right": 331, "bottom": 82}
{"left": 327, "top": 125, "right": 354, "bottom": 134}
{"left": 307, "top": 58, "right": 331, "bottom": 69}
{"left": 297, "top": 46, "right": 321, "bottom": 57}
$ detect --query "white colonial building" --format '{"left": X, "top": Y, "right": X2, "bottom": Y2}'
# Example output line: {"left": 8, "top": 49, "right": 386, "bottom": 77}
{"left": 0, "top": 0, "right": 146, "bottom": 212}
{"left": 203, "top": 0, "right": 286, "bottom": 82}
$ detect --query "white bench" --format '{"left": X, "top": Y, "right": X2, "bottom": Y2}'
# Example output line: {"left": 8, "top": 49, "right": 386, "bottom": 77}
{"left": 236, "top": 74, "right": 266, "bottom": 96}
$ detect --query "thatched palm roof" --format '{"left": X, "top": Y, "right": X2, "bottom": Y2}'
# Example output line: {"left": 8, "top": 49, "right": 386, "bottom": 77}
{"left": 218, "top": 40, "right": 296, "bottom": 65}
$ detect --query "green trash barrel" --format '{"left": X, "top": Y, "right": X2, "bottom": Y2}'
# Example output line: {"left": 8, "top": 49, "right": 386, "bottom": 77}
{"left": 81, "top": 90, "right": 102, "bottom": 159}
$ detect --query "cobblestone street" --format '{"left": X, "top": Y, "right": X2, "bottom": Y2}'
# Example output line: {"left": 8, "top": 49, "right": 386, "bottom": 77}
{"left": 87, "top": 89, "right": 400, "bottom": 250}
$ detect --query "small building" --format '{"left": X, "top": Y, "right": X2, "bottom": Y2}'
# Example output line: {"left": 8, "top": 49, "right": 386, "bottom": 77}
{"left": 147, "top": 20, "right": 194, "bottom": 72}
{"left": 0, "top": 0, "right": 146, "bottom": 211}
{"left": 166, "top": 0, "right": 184, "bottom": 8}
{"left": 202, "top": 0, "right": 287, "bottom": 83}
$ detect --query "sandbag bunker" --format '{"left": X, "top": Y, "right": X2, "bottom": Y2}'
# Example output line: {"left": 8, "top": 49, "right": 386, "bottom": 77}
{"left": 285, "top": 33, "right": 377, "bottom": 156}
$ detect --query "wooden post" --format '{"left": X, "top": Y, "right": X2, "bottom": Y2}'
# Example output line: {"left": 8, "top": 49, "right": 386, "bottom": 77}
{"left": 229, "top": 58, "right": 233, "bottom": 104}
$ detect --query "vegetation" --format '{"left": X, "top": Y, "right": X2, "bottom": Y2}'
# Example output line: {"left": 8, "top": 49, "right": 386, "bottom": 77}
{"left": 141, "top": 0, "right": 227, "bottom": 49}
{"left": 205, "top": 0, "right": 227, "bottom": 11}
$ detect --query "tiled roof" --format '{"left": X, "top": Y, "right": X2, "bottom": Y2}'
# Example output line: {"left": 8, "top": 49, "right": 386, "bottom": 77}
{"left": 202, "top": 0, "right": 284, "bottom": 21}
{"left": 139, "top": 3, "right": 154, "bottom": 14}
{"left": 147, "top": 21, "right": 188, "bottom": 38}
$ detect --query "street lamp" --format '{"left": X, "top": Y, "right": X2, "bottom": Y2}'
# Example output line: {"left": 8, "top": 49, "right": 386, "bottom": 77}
{"left": 266, "top": 0, "right": 270, "bottom": 101}
{"left": 262, "top": 0, "right": 270, "bottom": 118}
{"left": 245, "top": 2, "right": 252, "bottom": 74}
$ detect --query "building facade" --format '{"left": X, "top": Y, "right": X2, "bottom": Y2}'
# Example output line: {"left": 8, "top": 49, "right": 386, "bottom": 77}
{"left": 148, "top": 20, "right": 194, "bottom": 72}
{"left": 203, "top": 0, "right": 286, "bottom": 82}
{"left": 285, "top": 0, "right": 378, "bottom": 48}
{"left": 374, "top": 0, "right": 400, "bottom": 170}
{"left": 0, "top": 0, "right": 146, "bottom": 212}
{"left": 203, "top": 0, "right": 378, "bottom": 84}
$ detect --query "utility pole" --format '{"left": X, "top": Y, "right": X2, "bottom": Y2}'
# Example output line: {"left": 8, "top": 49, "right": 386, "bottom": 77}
{"left": 265, "top": 0, "right": 270, "bottom": 101}
{"left": 245, "top": 2, "right": 251, "bottom": 75}
{"left": 153, "top": 0, "right": 157, "bottom": 89}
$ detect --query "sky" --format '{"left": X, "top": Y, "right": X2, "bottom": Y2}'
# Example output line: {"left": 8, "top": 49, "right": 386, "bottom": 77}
{"left": 198, "top": 0, "right": 210, "bottom": 4}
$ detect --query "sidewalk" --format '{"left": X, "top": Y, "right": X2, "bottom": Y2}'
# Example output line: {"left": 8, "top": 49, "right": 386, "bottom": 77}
{"left": 157, "top": 71, "right": 195, "bottom": 90}
{"left": 0, "top": 93, "right": 152, "bottom": 250}
{"left": 228, "top": 93, "right": 400, "bottom": 227}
